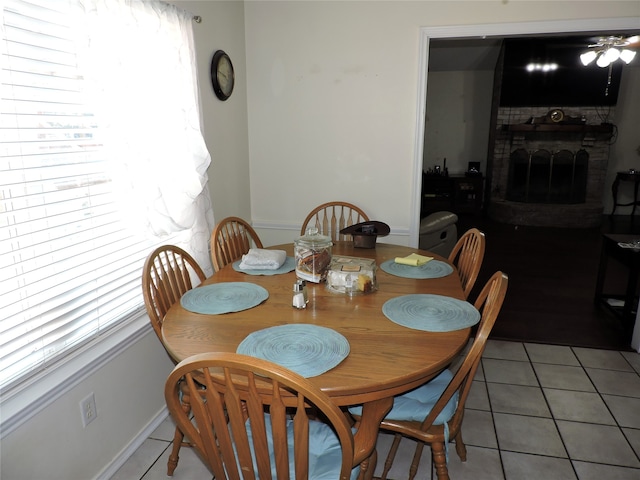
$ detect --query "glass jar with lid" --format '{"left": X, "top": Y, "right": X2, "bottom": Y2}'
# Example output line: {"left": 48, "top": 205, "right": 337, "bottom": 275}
{"left": 294, "top": 228, "right": 333, "bottom": 283}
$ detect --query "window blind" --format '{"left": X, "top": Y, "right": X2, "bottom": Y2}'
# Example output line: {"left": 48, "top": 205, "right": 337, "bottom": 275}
{"left": 0, "top": 0, "right": 183, "bottom": 390}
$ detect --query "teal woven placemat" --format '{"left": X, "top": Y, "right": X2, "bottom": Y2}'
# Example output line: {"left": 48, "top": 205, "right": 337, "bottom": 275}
{"left": 380, "top": 259, "right": 453, "bottom": 279}
{"left": 237, "top": 324, "right": 350, "bottom": 378}
{"left": 383, "top": 294, "right": 480, "bottom": 332}
{"left": 180, "top": 282, "right": 269, "bottom": 314}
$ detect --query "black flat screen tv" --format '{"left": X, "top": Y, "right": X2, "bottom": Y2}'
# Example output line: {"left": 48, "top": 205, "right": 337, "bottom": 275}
{"left": 499, "top": 37, "right": 623, "bottom": 107}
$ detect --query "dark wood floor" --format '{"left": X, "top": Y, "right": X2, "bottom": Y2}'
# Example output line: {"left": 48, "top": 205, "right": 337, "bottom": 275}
{"left": 457, "top": 213, "right": 640, "bottom": 351}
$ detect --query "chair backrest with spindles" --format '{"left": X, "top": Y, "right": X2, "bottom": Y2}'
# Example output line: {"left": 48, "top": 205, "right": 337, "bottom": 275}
{"left": 142, "top": 245, "right": 206, "bottom": 342}
{"left": 448, "top": 227, "right": 486, "bottom": 299}
{"left": 165, "top": 352, "right": 357, "bottom": 480}
{"left": 210, "top": 217, "right": 264, "bottom": 272}
{"left": 300, "top": 202, "right": 369, "bottom": 243}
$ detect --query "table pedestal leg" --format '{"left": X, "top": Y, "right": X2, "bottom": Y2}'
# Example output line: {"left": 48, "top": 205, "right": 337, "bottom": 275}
{"left": 352, "top": 397, "right": 393, "bottom": 474}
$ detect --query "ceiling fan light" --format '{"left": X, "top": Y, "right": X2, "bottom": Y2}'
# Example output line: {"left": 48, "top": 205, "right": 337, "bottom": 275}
{"left": 604, "top": 47, "right": 621, "bottom": 63}
{"left": 580, "top": 51, "right": 597, "bottom": 66}
{"left": 620, "top": 49, "right": 636, "bottom": 64}
{"left": 596, "top": 53, "right": 611, "bottom": 68}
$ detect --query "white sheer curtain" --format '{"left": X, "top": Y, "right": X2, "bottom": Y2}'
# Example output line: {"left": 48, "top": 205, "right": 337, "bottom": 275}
{"left": 77, "top": 0, "right": 214, "bottom": 272}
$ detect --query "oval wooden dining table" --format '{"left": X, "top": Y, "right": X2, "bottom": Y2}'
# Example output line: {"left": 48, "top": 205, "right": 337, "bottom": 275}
{"left": 162, "top": 241, "right": 470, "bottom": 470}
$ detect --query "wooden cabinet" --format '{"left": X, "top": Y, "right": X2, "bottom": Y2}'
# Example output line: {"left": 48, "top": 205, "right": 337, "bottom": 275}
{"left": 422, "top": 174, "right": 483, "bottom": 216}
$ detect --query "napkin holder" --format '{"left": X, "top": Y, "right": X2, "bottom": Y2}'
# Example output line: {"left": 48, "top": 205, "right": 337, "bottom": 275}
{"left": 326, "top": 255, "right": 377, "bottom": 294}
{"left": 340, "top": 221, "right": 390, "bottom": 248}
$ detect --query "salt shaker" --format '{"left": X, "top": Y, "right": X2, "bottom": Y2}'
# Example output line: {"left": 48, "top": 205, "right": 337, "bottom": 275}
{"left": 292, "top": 282, "right": 306, "bottom": 309}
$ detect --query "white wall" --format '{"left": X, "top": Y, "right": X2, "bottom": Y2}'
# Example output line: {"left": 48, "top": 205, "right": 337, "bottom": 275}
{"left": 181, "top": 0, "right": 252, "bottom": 224}
{"left": 1, "top": 325, "right": 176, "bottom": 480}
{"left": 424, "top": 70, "right": 495, "bottom": 175}
{"left": 242, "top": 1, "right": 640, "bottom": 248}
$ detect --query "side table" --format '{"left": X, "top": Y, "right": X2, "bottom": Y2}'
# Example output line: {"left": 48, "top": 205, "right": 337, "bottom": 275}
{"left": 594, "top": 233, "right": 640, "bottom": 328}
{"left": 611, "top": 171, "right": 640, "bottom": 216}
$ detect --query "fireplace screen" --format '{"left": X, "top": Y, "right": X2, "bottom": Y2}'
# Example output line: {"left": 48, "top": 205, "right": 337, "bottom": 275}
{"left": 507, "top": 148, "right": 588, "bottom": 204}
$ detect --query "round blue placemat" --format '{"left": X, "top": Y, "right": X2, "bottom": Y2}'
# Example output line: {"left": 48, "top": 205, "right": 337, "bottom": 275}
{"left": 380, "top": 259, "right": 454, "bottom": 279}
{"left": 180, "top": 282, "right": 269, "bottom": 314}
{"left": 236, "top": 324, "right": 350, "bottom": 378}
{"left": 232, "top": 256, "right": 296, "bottom": 276}
{"left": 382, "top": 294, "right": 480, "bottom": 332}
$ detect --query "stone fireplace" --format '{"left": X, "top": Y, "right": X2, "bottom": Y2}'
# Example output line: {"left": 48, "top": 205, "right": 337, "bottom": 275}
{"left": 488, "top": 106, "right": 614, "bottom": 228}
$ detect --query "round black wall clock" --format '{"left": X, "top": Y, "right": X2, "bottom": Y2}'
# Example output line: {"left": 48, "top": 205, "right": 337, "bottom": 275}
{"left": 211, "top": 50, "right": 234, "bottom": 101}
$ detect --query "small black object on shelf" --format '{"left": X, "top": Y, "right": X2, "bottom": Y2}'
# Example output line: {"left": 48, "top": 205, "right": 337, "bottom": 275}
{"left": 466, "top": 161, "right": 481, "bottom": 177}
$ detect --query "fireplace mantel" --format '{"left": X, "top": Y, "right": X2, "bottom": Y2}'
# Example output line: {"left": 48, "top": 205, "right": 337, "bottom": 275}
{"left": 501, "top": 123, "right": 614, "bottom": 135}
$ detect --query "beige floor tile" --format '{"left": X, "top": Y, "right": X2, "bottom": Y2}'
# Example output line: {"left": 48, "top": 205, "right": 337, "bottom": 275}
{"left": 487, "top": 383, "right": 551, "bottom": 417}
{"left": 466, "top": 380, "right": 490, "bottom": 411}
{"left": 525, "top": 343, "right": 580, "bottom": 366}
{"left": 483, "top": 340, "right": 528, "bottom": 361}
{"left": 148, "top": 415, "right": 179, "bottom": 442}
{"left": 557, "top": 420, "right": 640, "bottom": 468}
{"left": 573, "top": 460, "right": 640, "bottom": 480}
{"left": 544, "top": 388, "right": 615, "bottom": 424}
{"left": 586, "top": 368, "right": 640, "bottom": 397}
{"left": 573, "top": 348, "right": 635, "bottom": 371}
{"left": 622, "top": 427, "right": 640, "bottom": 458}
{"left": 144, "top": 445, "right": 213, "bottom": 480}
{"left": 474, "top": 359, "right": 485, "bottom": 381}
{"left": 493, "top": 413, "right": 567, "bottom": 457}
{"left": 110, "top": 438, "right": 171, "bottom": 480}
{"left": 444, "top": 445, "right": 504, "bottom": 480}
{"left": 603, "top": 394, "right": 640, "bottom": 428}
{"left": 461, "top": 409, "right": 498, "bottom": 449}
{"left": 533, "top": 363, "right": 596, "bottom": 392}
{"left": 621, "top": 351, "right": 640, "bottom": 373}
{"left": 483, "top": 358, "right": 538, "bottom": 386}
{"left": 502, "top": 451, "right": 577, "bottom": 480}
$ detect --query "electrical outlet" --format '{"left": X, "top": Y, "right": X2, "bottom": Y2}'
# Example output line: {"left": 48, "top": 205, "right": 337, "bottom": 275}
{"left": 80, "top": 392, "right": 97, "bottom": 427}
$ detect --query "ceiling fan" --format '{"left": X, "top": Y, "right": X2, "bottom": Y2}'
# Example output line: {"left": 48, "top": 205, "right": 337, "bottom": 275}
{"left": 580, "top": 34, "right": 639, "bottom": 67}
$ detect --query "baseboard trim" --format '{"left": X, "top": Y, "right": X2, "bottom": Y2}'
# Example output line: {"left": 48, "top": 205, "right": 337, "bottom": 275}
{"left": 96, "top": 407, "right": 170, "bottom": 480}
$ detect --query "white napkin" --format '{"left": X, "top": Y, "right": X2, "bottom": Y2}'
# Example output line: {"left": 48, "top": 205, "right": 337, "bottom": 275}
{"left": 239, "top": 248, "right": 287, "bottom": 270}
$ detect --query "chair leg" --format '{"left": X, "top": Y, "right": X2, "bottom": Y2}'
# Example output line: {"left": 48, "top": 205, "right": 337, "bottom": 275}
{"left": 167, "top": 425, "right": 184, "bottom": 476}
{"left": 408, "top": 441, "right": 424, "bottom": 480}
{"left": 358, "top": 449, "right": 377, "bottom": 480}
{"left": 454, "top": 430, "right": 467, "bottom": 461}
{"left": 168, "top": 383, "right": 192, "bottom": 476}
{"left": 380, "top": 433, "right": 401, "bottom": 480}
{"left": 431, "top": 442, "right": 450, "bottom": 480}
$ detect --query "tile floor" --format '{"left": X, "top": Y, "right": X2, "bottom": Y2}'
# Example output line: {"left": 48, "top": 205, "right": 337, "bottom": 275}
{"left": 112, "top": 340, "right": 640, "bottom": 479}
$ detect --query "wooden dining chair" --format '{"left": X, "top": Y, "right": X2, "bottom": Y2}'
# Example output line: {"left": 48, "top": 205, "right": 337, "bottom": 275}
{"left": 165, "top": 352, "right": 370, "bottom": 480}
{"left": 448, "top": 227, "right": 486, "bottom": 299}
{"left": 210, "top": 216, "right": 264, "bottom": 272}
{"left": 349, "top": 271, "right": 508, "bottom": 480}
{"left": 142, "top": 245, "right": 206, "bottom": 476}
{"left": 300, "top": 201, "right": 369, "bottom": 242}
